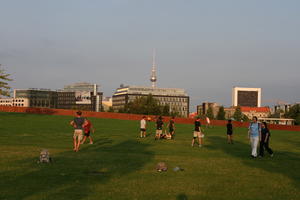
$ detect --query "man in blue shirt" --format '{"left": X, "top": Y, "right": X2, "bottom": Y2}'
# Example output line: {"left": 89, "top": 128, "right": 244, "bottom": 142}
{"left": 248, "top": 116, "right": 261, "bottom": 158}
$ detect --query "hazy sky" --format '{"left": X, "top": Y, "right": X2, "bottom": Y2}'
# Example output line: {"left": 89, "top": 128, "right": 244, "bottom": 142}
{"left": 1, "top": 0, "right": 300, "bottom": 111}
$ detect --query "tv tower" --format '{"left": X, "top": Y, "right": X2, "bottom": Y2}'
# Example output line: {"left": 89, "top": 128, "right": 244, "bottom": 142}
{"left": 150, "top": 49, "right": 157, "bottom": 88}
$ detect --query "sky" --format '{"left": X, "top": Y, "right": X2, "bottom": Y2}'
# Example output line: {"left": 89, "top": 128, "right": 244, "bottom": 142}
{"left": 1, "top": 0, "right": 300, "bottom": 111}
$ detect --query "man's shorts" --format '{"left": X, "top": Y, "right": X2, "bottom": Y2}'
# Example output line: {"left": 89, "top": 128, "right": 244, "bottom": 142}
{"left": 140, "top": 128, "right": 146, "bottom": 132}
{"left": 84, "top": 131, "right": 90, "bottom": 137}
{"left": 227, "top": 131, "right": 233, "bottom": 135}
{"left": 74, "top": 129, "right": 83, "bottom": 141}
{"left": 193, "top": 131, "right": 201, "bottom": 138}
{"left": 156, "top": 130, "right": 162, "bottom": 135}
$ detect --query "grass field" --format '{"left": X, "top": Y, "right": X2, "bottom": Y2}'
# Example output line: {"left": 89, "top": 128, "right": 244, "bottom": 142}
{"left": 0, "top": 112, "right": 299, "bottom": 200}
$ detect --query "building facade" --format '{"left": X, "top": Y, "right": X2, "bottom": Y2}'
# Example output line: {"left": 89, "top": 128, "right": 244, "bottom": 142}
{"left": 224, "top": 106, "right": 270, "bottom": 120}
{"left": 232, "top": 87, "right": 261, "bottom": 107}
{"left": 112, "top": 86, "right": 189, "bottom": 117}
{"left": 197, "top": 102, "right": 220, "bottom": 118}
{"left": 11, "top": 82, "right": 103, "bottom": 112}
{"left": 60, "top": 82, "right": 102, "bottom": 111}
{"left": 0, "top": 98, "right": 29, "bottom": 107}
{"left": 14, "top": 89, "right": 58, "bottom": 108}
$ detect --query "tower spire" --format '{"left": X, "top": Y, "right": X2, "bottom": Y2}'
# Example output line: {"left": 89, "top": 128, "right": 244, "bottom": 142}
{"left": 150, "top": 49, "right": 157, "bottom": 88}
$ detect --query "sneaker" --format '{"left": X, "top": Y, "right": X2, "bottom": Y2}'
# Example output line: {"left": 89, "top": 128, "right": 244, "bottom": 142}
{"left": 199, "top": 145, "right": 202, "bottom": 148}
{"left": 191, "top": 144, "right": 194, "bottom": 147}
{"left": 270, "top": 154, "right": 274, "bottom": 157}
{"left": 89, "top": 142, "right": 93, "bottom": 144}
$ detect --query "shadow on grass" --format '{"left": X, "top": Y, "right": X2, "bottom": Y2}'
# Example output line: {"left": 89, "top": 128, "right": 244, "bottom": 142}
{"left": 207, "top": 136, "right": 300, "bottom": 188}
{"left": 0, "top": 139, "right": 154, "bottom": 200}
{"left": 176, "top": 193, "right": 188, "bottom": 200}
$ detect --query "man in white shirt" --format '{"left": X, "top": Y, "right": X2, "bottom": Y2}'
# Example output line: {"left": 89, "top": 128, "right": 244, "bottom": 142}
{"left": 140, "top": 116, "right": 147, "bottom": 138}
{"left": 206, "top": 116, "right": 211, "bottom": 128}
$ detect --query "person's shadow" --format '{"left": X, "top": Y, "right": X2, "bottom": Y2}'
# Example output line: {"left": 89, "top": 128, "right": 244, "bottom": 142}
{"left": 206, "top": 136, "right": 300, "bottom": 189}
{"left": 0, "top": 139, "right": 154, "bottom": 200}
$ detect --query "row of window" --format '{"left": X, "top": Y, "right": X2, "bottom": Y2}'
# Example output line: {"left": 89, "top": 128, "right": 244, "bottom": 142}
{"left": 0, "top": 104, "right": 26, "bottom": 107}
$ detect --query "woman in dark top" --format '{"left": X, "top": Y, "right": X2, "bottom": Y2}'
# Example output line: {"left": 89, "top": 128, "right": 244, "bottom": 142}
{"left": 155, "top": 116, "right": 164, "bottom": 140}
{"left": 226, "top": 119, "right": 233, "bottom": 144}
{"left": 191, "top": 117, "right": 203, "bottom": 147}
{"left": 259, "top": 122, "right": 274, "bottom": 157}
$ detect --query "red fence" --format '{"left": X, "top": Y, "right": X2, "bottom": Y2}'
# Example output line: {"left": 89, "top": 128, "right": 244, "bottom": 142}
{"left": 1, "top": 106, "right": 299, "bottom": 132}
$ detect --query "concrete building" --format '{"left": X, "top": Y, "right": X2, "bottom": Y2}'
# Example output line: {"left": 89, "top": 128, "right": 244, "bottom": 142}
{"left": 102, "top": 97, "right": 112, "bottom": 111}
{"left": 12, "top": 82, "right": 103, "bottom": 112}
{"left": 14, "top": 89, "right": 58, "bottom": 108}
{"left": 0, "top": 98, "right": 29, "bottom": 107}
{"left": 196, "top": 102, "right": 220, "bottom": 118}
{"left": 60, "top": 82, "right": 102, "bottom": 112}
{"left": 232, "top": 87, "right": 261, "bottom": 107}
{"left": 112, "top": 85, "right": 189, "bottom": 117}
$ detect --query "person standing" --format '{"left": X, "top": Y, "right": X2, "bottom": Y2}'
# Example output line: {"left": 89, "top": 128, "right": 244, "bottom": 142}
{"left": 167, "top": 116, "right": 175, "bottom": 139}
{"left": 81, "top": 118, "right": 94, "bottom": 144}
{"left": 155, "top": 116, "right": 164, "bottom": 140}
{"left": 259, "top": 122, "right": 274, "bottom": 157}
{"left": 206, "top": 116, "right": 211, "bottom": 128}
{"left": 70, "top": 111, "right": 87, "bottom": 152}
{"left": 140, "top": 116, "right": 147, "bottom": 138}
{"left": 226, "top": 119, "right": 233, "bottom": 144}
{"left": 192, "top": 117, "right": 203, "bottom": 147}
{"left": 248, "top": 116, "right": 261, "bottom": 158}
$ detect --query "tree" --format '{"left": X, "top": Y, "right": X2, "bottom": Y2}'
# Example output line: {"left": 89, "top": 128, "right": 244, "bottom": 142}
{"left": 206, "top": 107, "right": 214, "bottom": 119}
{"left": 124, "top": 94, "right": 168, "bottom": 116}
{"left": 216, "top": 106, "right": 226, "bottom": 120}
{"left": 162, "top": 104, "right": 170, "bottom": 116}
{"left": 0, "top": 65, "right": 12, "bottom": 97}
{"left": 242, "top": 114, "right": 250, "bottom": 122}
{"left": 285, "top": 104, "right": 300, "bottom": 125}
{"left": 233, "top": 106, "right": 243, "bottom": 121}
{"left": 108, "top": 106, "right": 114, "bottom": 112}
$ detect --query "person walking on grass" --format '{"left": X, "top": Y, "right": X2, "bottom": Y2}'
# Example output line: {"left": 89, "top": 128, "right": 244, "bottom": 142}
{"left": 81, "top": 118, "right": 94, "bottom": 144}
{"left": 192, "top": 117, "right": 203, "bottom": 147}
{"left": 140, "top": 116, "right": 147, "bottom": 138}
{"left": 155, "top": 116, "right": 164, "bottom": 140}
{"left": 70, "top": 111, "right": 87, "bottom": 152}
{"left": 226, "top": 119, "right": 233, "bottom": 144}
{"left": 259, "top": 122, "right": 274, "bottom": 157}
{"left": 167, "top": 116, "right": 175, "bottom": 139}
{"left": 248, "top": 116, "right": 261, "bottom": 158}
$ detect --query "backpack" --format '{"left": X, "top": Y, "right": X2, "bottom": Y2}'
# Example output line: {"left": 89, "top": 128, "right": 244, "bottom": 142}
{"left": 39, "top": 149, "right": 52, "bottom": 163}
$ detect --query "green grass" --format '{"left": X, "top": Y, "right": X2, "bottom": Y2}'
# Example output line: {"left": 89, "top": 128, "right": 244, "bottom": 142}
{"left": 0, "top": 112, "right": 299, "bottom": 200}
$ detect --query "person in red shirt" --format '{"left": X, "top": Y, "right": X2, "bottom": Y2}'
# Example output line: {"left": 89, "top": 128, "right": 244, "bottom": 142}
{"left": 81, "top": 118, "right": 95, "bottom": 144}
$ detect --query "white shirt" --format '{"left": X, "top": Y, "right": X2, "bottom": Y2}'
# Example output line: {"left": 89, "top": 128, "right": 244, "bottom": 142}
{"left": 140, "top": 119, "right": 146, "bottom": 129}
{"left": 206, "top": 117, "right": 210, "bottom": 124}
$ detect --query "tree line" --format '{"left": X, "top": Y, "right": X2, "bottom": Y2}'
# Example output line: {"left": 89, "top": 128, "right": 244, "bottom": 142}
{"left": 117, "top": 94, "right": 180, "bottom": 117}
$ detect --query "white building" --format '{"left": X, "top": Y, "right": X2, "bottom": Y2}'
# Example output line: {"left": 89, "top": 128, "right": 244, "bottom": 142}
{"left": 232, "top": 87, "right": 261, "bottom": 107}
{"left": 0, "top": 98, "right": 29, "bottom": 107}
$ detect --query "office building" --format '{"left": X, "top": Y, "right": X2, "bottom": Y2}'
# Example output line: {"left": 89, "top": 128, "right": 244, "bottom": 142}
{"left": 11, "top": 82, "right": 103, "bottom": 112}
{"left": 60, "top": 82, "right": 103, "bottom": 112}
{"left": 0, "top": 98, "right": 29, "bottom": 107}
{"left": 112, "top": 85, "right": 189, "bottom": 117}
{"left": 232, "top": 87, "right": 261, "bottom": 107}
{"left": 197, "top": 102, "right": 220, "bottom": 118}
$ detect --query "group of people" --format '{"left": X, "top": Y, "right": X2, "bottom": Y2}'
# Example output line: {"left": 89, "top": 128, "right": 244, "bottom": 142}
{"left": 140, "top": 114, "right": 274, "bottom": 157}
{"left": 140, "top": 116, "right": 176, "bottom": 140}
{"left": 70, "top": 111, "right": 94, "bottom": 152}
{"left": 70, "top": 111, "right": 273, "bottom": 158}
